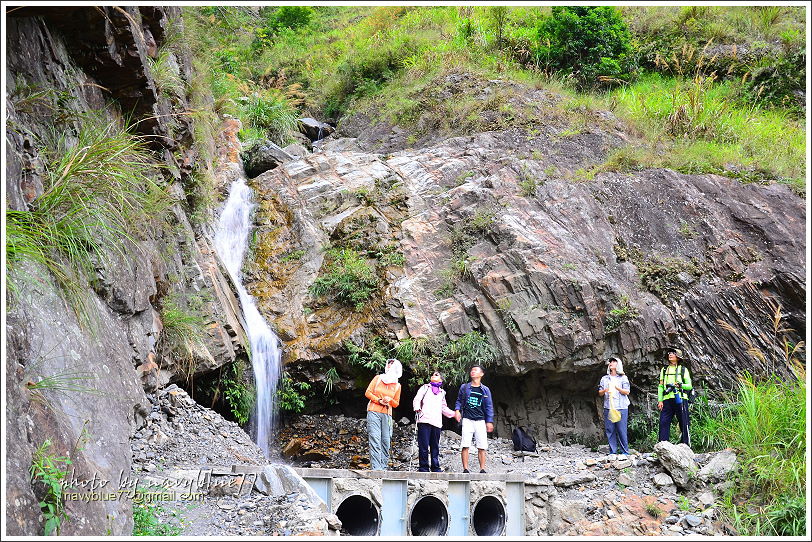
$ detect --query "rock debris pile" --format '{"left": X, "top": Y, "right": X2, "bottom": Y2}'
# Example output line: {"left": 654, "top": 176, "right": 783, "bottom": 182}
{"left": 131, "top": 385, "right": 266, "bottom": 470}
{"left": 129, "top": 387, "right": 338, "bottom": 535}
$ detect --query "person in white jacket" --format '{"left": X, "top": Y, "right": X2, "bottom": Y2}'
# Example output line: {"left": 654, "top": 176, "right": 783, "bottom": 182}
{"left": 413, "top": 370, "right": 456, "bottom": 472}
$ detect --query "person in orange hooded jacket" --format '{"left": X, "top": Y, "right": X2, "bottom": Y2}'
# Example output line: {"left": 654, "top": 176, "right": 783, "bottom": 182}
{"left": 364, "top": 358, "right": 402, "bottom": 470}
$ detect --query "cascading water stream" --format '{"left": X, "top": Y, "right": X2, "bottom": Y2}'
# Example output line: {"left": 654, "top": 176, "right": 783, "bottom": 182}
{"left": 213, "top": 178, "right": 281, "bottom": 457}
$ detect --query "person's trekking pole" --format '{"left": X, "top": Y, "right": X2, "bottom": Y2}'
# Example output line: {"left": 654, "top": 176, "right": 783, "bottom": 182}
{"left": 683, "top": 398, "right": 691, "bottom": 447}
{"left": 408, "top": 415, "right": 419, "bottom": 471}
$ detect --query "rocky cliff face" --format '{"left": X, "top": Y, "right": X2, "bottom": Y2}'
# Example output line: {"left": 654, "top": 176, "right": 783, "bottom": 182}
{"left": 247, "top": 124, "right": 804, "bottom": 442}
{"left": 5, "top": 8, "right": 247, "bottom": 535}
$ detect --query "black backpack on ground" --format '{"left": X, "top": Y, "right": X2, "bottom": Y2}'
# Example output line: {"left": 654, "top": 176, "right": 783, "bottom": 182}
{"left": 512, "top": 426, "right": 537, "bottom": 452}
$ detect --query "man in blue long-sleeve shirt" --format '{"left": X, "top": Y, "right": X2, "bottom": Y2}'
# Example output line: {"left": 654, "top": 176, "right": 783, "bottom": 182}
{"left": 454, "top": 365, "right": 495, "bottom": 473}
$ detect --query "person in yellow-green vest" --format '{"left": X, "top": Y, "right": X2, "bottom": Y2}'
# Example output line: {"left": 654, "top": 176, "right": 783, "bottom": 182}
{"left": 657, "top": 348, "right": 693, "bottom": 446}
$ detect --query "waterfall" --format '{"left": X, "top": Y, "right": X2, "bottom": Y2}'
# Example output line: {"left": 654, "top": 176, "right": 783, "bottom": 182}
{"left": 213, "top": 178, "right": 281, "bottom": 457}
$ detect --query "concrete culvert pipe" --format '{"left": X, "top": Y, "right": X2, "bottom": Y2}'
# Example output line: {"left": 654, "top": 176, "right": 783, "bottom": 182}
{"left": 472, "top": 495, "right": 506, "bottom": 536}
{"left": 409, "top": 495, "right": 449, "bottom": 536}
{"left": 335, "top": 495, "right": 380, "bottom": 536}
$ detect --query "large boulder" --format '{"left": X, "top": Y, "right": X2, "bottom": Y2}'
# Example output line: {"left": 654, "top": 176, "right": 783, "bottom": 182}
{"left": 298, "top": 117, "right": 335, "bottom": 141}
{"left": 554, "top": 471, "right": 596, "bottom": 487}
{"left": 242, "top": 141, "right": 295, "bottom": 178}
{"left": 698, "top": 448, "right": 738, "bottom": 482}
{"left": 654, "top": 442, "right": 698, "bottom": 488}
{"left": 247, "top": 127, "right": 805, "bottom": 440}
{"left": 254, "top": 464, "right": 324, "bottom": 505}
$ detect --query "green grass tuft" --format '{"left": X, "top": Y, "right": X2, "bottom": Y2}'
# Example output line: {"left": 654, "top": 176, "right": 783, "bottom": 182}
{"left": 309, "top": 247, "right": 379, "bottom": 311}
{"left": 6, "top": 111, "right": 171, "bottom": 328}
{"left": 157, "top": 294, "right": 208, "bottom": 383}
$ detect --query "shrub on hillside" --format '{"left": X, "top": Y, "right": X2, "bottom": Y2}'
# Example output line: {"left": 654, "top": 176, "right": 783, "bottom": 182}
{"left": 309, "top": 248, "right": 379, "bottom": 310}
{"left": 240, "top": 89, "right": 299, "bottom": 145}
{"left": 741, "top": 47, "right": 805, "bottom": 113}
{"left": 254, "top": 6, "right": 314, "bottom": 49}
{"left": 535, "top": 6, "right": 637, "bottom": 88}
{"left": 324, "top": 33, "right": 420, "bottom": 117}
{"left": 266, "top": 6, "right": 314, "bottom": 31}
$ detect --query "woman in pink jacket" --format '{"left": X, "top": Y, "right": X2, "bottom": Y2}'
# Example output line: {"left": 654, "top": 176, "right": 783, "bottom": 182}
{"left": 413, "top": 370, "right": 456, "bottom": 472}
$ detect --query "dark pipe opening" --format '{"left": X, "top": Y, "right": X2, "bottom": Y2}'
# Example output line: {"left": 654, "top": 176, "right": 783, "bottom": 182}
{"left": 472, "top": 495, "right": 506, "bottom": 536}
{"left": 409, "top": 495, "right": 449, "bottom": 536}
{"left": 336, "top": 495, "right": 379, "bottom": 536}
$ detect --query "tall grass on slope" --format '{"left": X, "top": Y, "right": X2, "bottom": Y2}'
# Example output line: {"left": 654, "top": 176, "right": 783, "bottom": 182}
{"left": 157, "top": 295, "right": 208, "bottom": 384}
{"left": 705, "top": 305, "right": 807, "bottom": 536}
{"left": 717, "top": 369, "right": 806, "bottom": 536}
{"left": 601, "top": 72, "right": 805, "bottom": 193}
{"left": 148, "top": 48, "right": 185, "bottom": 98}
{"left": 6, "top": 112, "right": 170, "bottom": 327}
{"left": 240, "top": 89, "right": 299, "bottom": 146}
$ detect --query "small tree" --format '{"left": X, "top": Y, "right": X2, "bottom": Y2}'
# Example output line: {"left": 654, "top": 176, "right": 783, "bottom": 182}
{"left": 536, "top": 6, "right": 636, "bottom": 88}
{"left": 488, "top": 6, "right": 509, "bottom": 48}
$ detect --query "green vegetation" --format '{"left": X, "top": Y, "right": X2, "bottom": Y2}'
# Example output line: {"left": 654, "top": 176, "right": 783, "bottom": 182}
{"left": 24, "top": 361, "right": 98, "bottom": 396}
{"left": 157, "top": 294, "right": 208, "bottom": 382}
{"left": 436, "top": 209, "right": 496, "bottom": 298}
{"left": 601, "top": 72, "right": 805, "bottom": 191}
{"left": 221, "top": 359, "right": 254, "bottom": 425}
{"left": 185, "top": 5, "right": 804, "bottom": 191}
{"left": 535, "top": 7, "right": 635, "bottom": 88}
{"left": 408, "top": 331, "right": 499, "bottom": 386}
{"left": 132, "top": 488, "right": 182, "bottom": 536}
{"left": 261, "top": 6, "right": 314, "bottom": 36}
{"left": 275, "top": 372, "right": 311, "bottom": 413}
{"left": 614, "top": 243, "right": 703, "bottom": 304}
{"left": 678, "top": 305, "right": 806, "bottom": 536}
{"left": 685, "top": 363, "right": 806, "bottom": 536}
{"left": 604, "top": 295, "right": 641, "bottom": 333}
{"left": 241, "top": 89, "right": 299, "bottom": 146}
{"left": 29, "top": 440, "right": 71, "bottom": 535}
{"left": 280, "top": 248, "right": 306, "bottom": 263}
{"left": 624, "top": 5, "right": 806, "bottom": 114}
{"left": 6, "top": 112, "right": 170, "bottom": 328}
{"left": 345, "top": 336, "right": 390, "bottom": 373}
{"left": 309, "top": 247, "right": 379, "bottom": 310}
{"left": 148, "top": 48, "right": 185, "bottom": 97}
{"left": 10, "top": 82, "right": 79, "bottom": 124}
{"left": 182, "top": 8, "right": 305, "bottom": 147}
{"left": 323, "top": 367, "right": 340, "bottom": 396}
{"left": 376, "top": 244, "right": 405, "bottom": 267}
{"left": 644, "top": 502, "right": 664, "bottom": 518}
{"left": 518, "top": 176, "right": 539, "bottom": 197}
{"left": 627, "top": 408, "right": 658, "bottom": 452}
